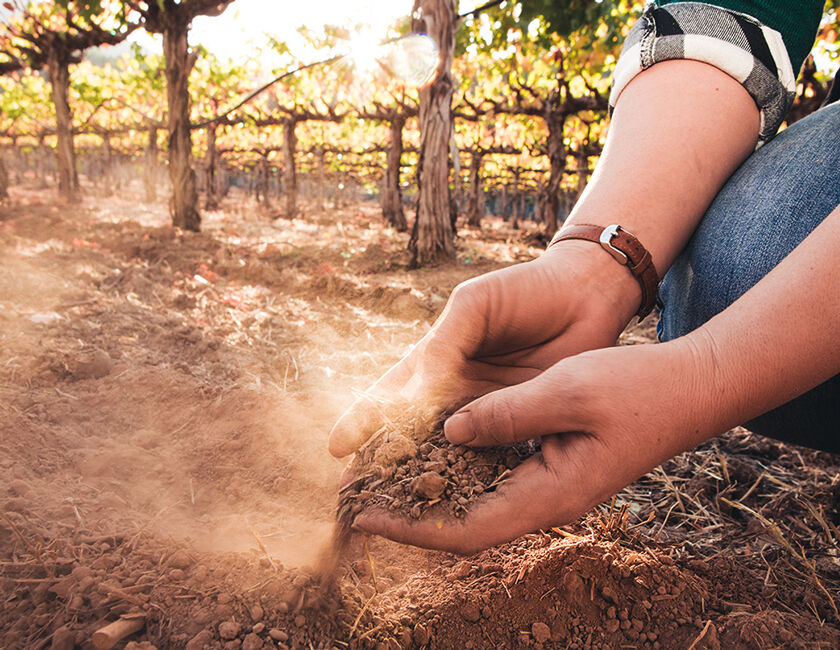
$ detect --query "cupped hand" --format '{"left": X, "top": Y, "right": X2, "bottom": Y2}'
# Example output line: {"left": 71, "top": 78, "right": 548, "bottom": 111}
{"left": 352, "top": 337, "right": 723, "bottom": 554}
{"left": 329, "top": 242, "right": 641, "bottom": 458}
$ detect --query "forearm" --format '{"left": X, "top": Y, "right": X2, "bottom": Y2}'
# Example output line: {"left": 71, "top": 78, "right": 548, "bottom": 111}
{"left": 679, "top": 203, "right": 840, "bottom": 442}
{"left": 560, "top": 59, "right": 759, "bottom": 321}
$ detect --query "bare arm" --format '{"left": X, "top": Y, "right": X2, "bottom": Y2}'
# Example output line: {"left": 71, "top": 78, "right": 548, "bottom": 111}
{"left": 560, "top": 58, "right": 760, "bottom": 320}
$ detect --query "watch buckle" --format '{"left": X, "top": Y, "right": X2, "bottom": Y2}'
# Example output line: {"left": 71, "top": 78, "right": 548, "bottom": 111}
{"left": 599, "top": 224, "right": 629, "bottom": 265}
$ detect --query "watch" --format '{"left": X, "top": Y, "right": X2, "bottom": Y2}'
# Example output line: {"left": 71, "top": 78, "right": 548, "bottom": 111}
{"left": 548, "top": 223, "right": 660, "bottom": 319}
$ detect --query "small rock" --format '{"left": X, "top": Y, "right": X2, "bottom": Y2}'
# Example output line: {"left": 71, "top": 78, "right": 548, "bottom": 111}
{"left": 601, "top": 585, "right": 619, "bottom": 604}
{"left": 451, "top": 561, "right": 471, "bottom": 579}
{"left": 605, "top": 619, "right": 620, "bottom": 634}
{"left": 251, "top": 623, "right": 265, "bottom": 634}
{"left": 50, "top": 626, "right": 74, "bottom": 650}
{"left": 413, "top": 623, "right": 428, "bottom": 645}
{"left": 193, "top": 608, "right": 214, "bottom": 625}
{"left": 249, "top": 605, "right": 264, "bottom": 622}
{"left": 412, "top": 472, "right": 446, "bottom": 500}
{"left": 73, "top": 349, "right": 113, "bottom": 380}
{"left": 294, "top": 614, "right": 306, "bottom": 627}
{"left": 185, "top": 630, "right": 214, "bottom": 650}
{"left": 398, "top": 628, "right": 413, "bottom": 647}
{"left": 373, "top": 434, "right": 417, "bottom": 466}
{"left": 532, "top": 622, "right": 551, "bottom": 644}
{"left": 422, "top": 460, "right": 447, "bottom": 473}
{"left": 170, "top": 569, "right": 186, "bottom": 581}
{"left": 268, "top": 629, "right": 289, "bottom": 642}
{"left": 459, "top": 603, "right": 481, "bottom": 623}
{"left": 168, "top": 550, "right": 192, "bottom": 569}
{"left": 219, "top": 621, "right": 241, "bottom": 641}
{"left": 71, "top": 566, "right": 93, "bottom": 581}
{"left": 241, "top": 633, "right": 263, "bottom": 650}
{"left": 193, "top": 565, "right": 209, "bottom": 582}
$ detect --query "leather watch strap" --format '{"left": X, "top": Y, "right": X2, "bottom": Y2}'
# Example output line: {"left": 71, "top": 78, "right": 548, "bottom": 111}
{"left": 548, "top": 224, "right": 659, "bottom": 319}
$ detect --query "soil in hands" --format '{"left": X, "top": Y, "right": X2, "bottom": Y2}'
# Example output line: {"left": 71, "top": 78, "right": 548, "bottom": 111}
{"left": 338, "top": 404, "right": 538, "bottom": 524}
{"left": 1, "top": 182, "right": 839, "bottom": 650}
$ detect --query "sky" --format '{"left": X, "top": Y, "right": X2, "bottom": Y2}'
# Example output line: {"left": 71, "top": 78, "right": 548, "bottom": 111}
{"left": 131, "top": 0, "right": 433, "bottom": 64}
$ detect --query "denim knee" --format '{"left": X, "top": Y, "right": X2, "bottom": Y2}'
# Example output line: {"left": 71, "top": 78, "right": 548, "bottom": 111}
{"left": 659, "top": 101, "right": 840, "bottom": 343}
{"left": 657, "top": 102, "right": 840, "bottom": 453}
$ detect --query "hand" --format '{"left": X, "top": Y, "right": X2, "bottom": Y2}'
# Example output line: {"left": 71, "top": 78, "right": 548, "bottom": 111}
{"left": 352, "top": 337, "right": 722, "bottom": 554}
{"left": 329, "top": 241, "right": 641, "bottom": 458}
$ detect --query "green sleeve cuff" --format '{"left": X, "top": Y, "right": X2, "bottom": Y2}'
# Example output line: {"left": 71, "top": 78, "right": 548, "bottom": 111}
{"left": 655, "top": 0, "right": 825, "bottom": 73}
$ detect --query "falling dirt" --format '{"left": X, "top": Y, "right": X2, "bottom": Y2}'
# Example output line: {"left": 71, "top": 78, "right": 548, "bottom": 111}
{"left": 1, "top": 181, "right": 839, "bottom": 649}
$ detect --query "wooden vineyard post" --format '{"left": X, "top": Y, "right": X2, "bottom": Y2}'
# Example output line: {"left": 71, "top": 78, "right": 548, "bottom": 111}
{"left": 409, "top": 0, "right": 458, "bottom": 266}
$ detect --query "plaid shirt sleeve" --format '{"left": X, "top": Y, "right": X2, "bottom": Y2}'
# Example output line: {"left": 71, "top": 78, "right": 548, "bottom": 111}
{"left": 609, "top": 2, "right": 797, "bottom": 146}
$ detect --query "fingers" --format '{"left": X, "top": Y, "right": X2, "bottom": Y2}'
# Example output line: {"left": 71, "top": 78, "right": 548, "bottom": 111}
{"left": 352, "top": 446, "right": 578, "bottom": 554}
{"left": 444, "top": 361, "right": 591, "bottom": 447}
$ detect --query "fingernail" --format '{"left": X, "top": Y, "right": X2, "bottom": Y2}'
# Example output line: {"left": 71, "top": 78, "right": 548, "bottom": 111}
{"left": 444, "top": 412, "right": 475, "bottom": 444}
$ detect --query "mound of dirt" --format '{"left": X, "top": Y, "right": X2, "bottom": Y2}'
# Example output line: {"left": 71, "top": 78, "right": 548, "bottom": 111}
{"left": 2, "top": 187, "right": 839, "bottom": 650}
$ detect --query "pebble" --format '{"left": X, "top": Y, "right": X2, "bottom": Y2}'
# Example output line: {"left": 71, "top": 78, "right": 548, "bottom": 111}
{"left": 73, "top": 349, "right": 113, "bottom": 379}
{"left": 251, "top": 623, "right": 265, "bottom": 634}
{"left": 373, "top": 434, "right": 417, "bottom": 466}
{"left": 218, "top": 621, "right": 241, "bottom": 641}
{"left": 294, "top": 614, "right": 306, "bottom": 627}
{"left": 413, "top": 472, "right": 446, "bottom": 499}
{"left": 249, "top": 604, "right": 264, "bottom": 622}
{"left": 168, "top": 550, "right": 192, "bottom": 569}
{"left": 451, "top": 560, "right": 471, "bottom": 579}
{"left": 50, "top": 626, "right": 74, "bottom": 650}
{"left": 241, "top": 633, "right": 263, "bottom": 650}
{"left": 269, "top": 629, "right": 289, "bottom": 642}
{"left": 532, "top": 622, "right": 551, "bottom": 643}
{"left": 413, "top": 623, "right": 428, "bottom": 645}
{"left": 459, "top": 603, "right": 481, "bottom": 623}
{"left": 423, "top": 460, "right": 447, "bottom": 473}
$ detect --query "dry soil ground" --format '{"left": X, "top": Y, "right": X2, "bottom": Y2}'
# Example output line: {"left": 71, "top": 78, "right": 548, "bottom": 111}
{"left": 1, "top": 181, "right": 839, "bottom": 650}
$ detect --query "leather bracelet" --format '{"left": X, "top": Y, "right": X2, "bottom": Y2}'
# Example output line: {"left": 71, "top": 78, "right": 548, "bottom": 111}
{"left": 547, "top": 224, "right": 659, "bottom": 320}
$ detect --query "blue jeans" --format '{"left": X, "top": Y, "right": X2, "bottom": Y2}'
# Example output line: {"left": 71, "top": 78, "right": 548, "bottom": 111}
{"left": 658, "top": 101, "right": 840, "bottom": 454}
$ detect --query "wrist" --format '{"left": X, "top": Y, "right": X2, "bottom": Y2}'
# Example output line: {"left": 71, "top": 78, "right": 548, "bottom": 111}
{"left": 541, "top": 238, "right": 643, "bottom": 333}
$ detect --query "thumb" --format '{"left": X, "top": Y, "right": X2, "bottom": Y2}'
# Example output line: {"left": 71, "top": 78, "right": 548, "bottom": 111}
{"left": 444, "top": 363, "right": 592, "bottom": 446}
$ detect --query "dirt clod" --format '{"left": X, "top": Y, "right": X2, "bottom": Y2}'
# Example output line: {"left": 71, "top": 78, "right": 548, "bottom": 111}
{"left": 218, "top": 621, "right": 241, "bottom": 640}
{"left": 268, "top": 629, "right": 289, "bottom": 642}
{"left": 531, "top": 621, "right": 551, "bottom": 643}
{"left": 412, "top": 471, "right": 446, "bottom": 499}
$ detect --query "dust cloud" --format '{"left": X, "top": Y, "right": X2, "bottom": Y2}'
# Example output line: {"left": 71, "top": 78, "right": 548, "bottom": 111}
{"left": 0, "top": 225, "right": 422, "bottom": 573}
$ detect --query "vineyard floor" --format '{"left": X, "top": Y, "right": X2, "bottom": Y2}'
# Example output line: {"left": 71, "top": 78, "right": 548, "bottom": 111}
{"left": 1, "top": 181, "right": 839, "bottom": 650}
